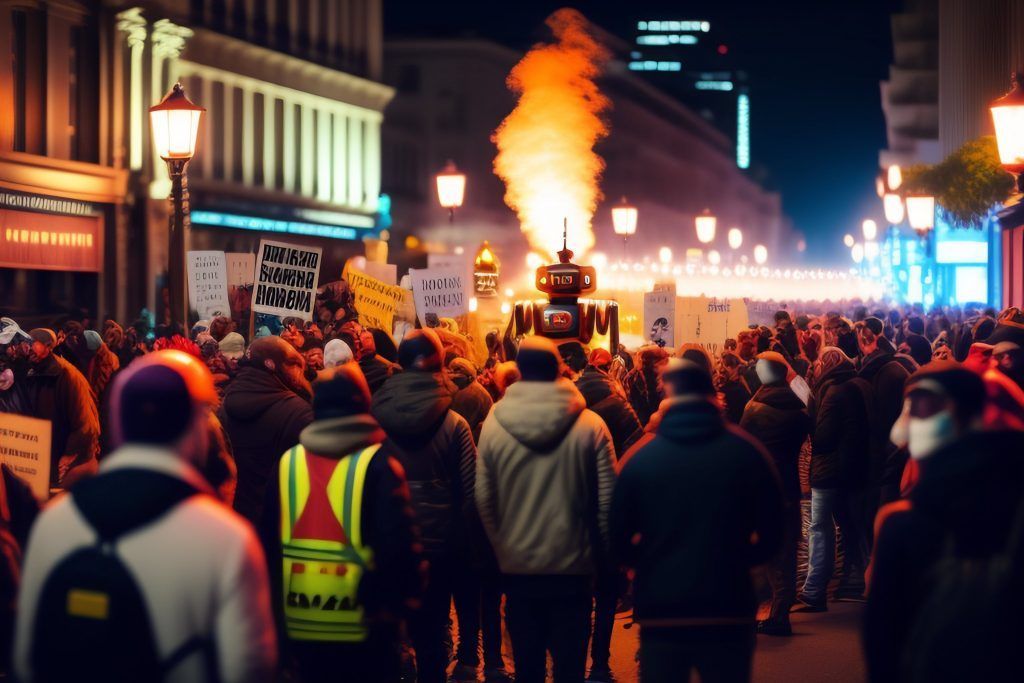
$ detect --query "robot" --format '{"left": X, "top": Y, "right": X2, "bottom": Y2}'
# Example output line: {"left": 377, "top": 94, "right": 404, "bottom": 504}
{"left": 503, "top": 223, "right": 619, "bottom": 354}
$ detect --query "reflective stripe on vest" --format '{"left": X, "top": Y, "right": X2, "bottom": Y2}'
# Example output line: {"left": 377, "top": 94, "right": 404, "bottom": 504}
{"left": 279, "top": 443, "right": 381, "bottom": 642}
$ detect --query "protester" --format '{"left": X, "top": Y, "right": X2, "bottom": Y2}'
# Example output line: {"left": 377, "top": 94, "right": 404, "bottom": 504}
{"left": 323, "top": 338, "right": 354, "bottom": 368}
{"left": 718, "top": 351, "right": 753, "bottom": 424}
{"left": 623, "top": 345, "right": 669, "bottom": 427}
{"left": 612, "top": 358, "right": 784, "bottom": 682}
{"left": 14, "top": 350, "right": 276, "bottom": 683}
{"left": 358, "top": 330, "right": 401, "bottom": 395}
{"left": 575, "top": 347, "right": 643, "bottom": 459}
{"left": 220, "top": 336, "right": 313, "bottom": 524}
{"left": 372, "top": 329, "right": 477, "bottom": 683}
{"left": 476, "top": 336, "right": 615, "bottom": 683}
{"left": 449, "top": 357, "right": 494, "bottom": 445}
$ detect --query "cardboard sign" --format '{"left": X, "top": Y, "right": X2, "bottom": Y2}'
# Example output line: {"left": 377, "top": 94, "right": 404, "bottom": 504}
{"left": 677, "top": 297, "right": 750, "bottom": 354}
{"left": 644, "top": 286, "right": 676, "bottom": 349}
{"left": 361, "top": 261, "right": 397, "bottom": 286}
{"left": 0, "top": 413, "right": 52, "bottom": 500}
{"left": 253, "top": 240, "right": 322, "bottom": 321}
{"left": 342, "top": 263, "right": 411, "bottom": 332}
{"left": 225, "top": 252, "right": 255, "bottom": 331}
{"left": 410, "top": 268, "right": 469, "bottom": 327}
{"left": 186, "top": 251, "right": 230, "bottom": 320}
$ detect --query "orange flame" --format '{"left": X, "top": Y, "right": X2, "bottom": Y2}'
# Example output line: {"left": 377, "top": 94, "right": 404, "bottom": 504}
{"left": 492, "top": 9, "right": 610, "bottom": 260}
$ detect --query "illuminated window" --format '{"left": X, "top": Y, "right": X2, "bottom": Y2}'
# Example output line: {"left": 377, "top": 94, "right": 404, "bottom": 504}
{"left": 736, "top": 94, "right": 750, "bottom": 169}
{"left": 955, "top": 266, "right": 988, "bottom": 304}
{"left": 636, "top": 34, "right": 698, "bottom": 46}
{"left": 628, "top": 61, "right": 682, "bottom": 72}
{"left": 695, "top": 81, "right": 733, "bottom": 91}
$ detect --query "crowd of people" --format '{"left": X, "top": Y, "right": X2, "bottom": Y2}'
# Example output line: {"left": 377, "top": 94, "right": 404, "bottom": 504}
{"left": 1, "top": 299, "right": 1024, "bottom": 682}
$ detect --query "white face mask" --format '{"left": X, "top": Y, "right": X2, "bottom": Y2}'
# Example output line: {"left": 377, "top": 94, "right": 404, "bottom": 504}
{"left": 907, "top": 412, "right": 956, "bottom": 460}
{"left": 756, "top": 359, "right": 785, "bottom": 385}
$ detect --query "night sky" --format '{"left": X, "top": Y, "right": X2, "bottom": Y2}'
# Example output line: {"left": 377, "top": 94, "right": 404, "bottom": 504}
{"left": 385, "top": 0, "right": 901, "bottom": 263}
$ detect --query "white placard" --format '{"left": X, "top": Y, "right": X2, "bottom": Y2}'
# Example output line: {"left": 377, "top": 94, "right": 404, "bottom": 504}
{"left": 644, "top": 288, "right": 676, "bottom": 349}
{"left": 252, "top": 239, "right": 322, "bottom": 321}
{"left": 0, "top": 414, "right": 52, "bottom": 500}
{"left": 187, "top": 251, "right": 231, "bottom": 320}
{"left": 410, "top": 267, "right": 469, "bottom": 326}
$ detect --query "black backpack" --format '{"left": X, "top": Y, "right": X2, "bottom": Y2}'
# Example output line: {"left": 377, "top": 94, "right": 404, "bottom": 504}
{"left": 30, "top": 469, "right": 217, "bottom": 683}
{"left": 902, "top": 502, "right": 1024, "bottom": 682}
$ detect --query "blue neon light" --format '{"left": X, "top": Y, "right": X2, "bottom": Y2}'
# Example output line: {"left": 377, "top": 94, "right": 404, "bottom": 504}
{"left": 190, "top": 210, "right": 359, "bottom": 240}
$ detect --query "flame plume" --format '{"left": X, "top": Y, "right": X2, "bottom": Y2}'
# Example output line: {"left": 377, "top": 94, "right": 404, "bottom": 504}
{"left": 492, "top": 8, "right": 610, "bottom": 260}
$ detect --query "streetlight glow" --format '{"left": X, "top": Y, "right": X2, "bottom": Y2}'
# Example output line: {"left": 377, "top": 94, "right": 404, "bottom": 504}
{"left": 149, "top": 83, "right": 204, "bottom": 161}
{"left": 436, "top": 160, "right": 466, "bottom": 210}
{"left": 753, "top": 244, "right": 767, "bottom": 265}
{"left": 851, "top": 243, "right": 864, "bottom": 263}
{"left": 862, "top": 219, "right": 878, "bottom": 241}
{"left": 887, "top": 164, "right": 902, "bottom": 192}
{"left": 728, "top": 227, "right": 743, "bottom": 249}
{"left": 906, "top": 195, "right": 936, "bottom": 235}
{"left": 991, "top": 73, "right": 1024, "bottom": 173}
{"left": 695, "top": 209, "right": 716, "bottom": 244}
{"left": 843, "top": 233, "right": 855, "bottom": 248}
{"left": 883, "top": 193, "right": 905, "bottom": 224}
{"left": 864, "top": 241, "right": 880, "bottom": 260}
{"left": 708, "top": 249, "right": 721, "bottom": 265}
{"left": 612, "top": 197, "right": 639, "bottom": 236}
{"left": 658, "top": 246, "right": 672, "bottom": 264}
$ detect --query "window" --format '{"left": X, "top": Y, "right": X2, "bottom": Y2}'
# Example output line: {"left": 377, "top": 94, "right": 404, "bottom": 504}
{"left": 11, "top": 8, "right": 45, "bottom": 154}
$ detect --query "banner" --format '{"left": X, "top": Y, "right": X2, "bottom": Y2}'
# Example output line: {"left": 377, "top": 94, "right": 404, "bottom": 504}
{"left": 677, "top": 297, "right": 749, "bottom": 353}
{"left": 410, "top": 267, "right": 469, "bottom": 327}
{"left": 746, "top": 299, "right": 785, "bottom": 328}
{"left": 253, "top": 240, "right": 322, "bottom": 321}
{"left": 643, "top": 286, "right": 676, "bottom": 349}
{"left": 361, "top": 261, "right": 397, "bottom": 286}
{"left": 225, "top": 252, "right": 256, "bottom": 331}
{"left": 0, "top": 413, "right": 52, "bottom": 500}
{"left": 186, "top": 251, "right": 231, "bottom": 321}
{"left": 342, "top": 263, "right": 411, "bottom": 332}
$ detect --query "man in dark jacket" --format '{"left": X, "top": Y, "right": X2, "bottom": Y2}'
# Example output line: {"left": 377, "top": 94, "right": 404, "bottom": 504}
{"left": 448, "top": 357, "right": 493, "bottom": 445}
{"left": 612, "top": 358, "right": 784, "bottom": 682}
{"left": 739, "top": 351, "right": 811, "bottom": 636}
{"left": 718, "top": 351, "right": 753, "bottom": 424}
{"left": 372, "top": 329, "right": 477, "bottom": 683}
{"left": 358, "top": 329, "right": 401, "bottom": 394}
{"left": 576, "top": 348, "right": 643, "bottom": 458}
{"left": 623, "top": 345, "right": 669, "bottom": 427}
{"left": 220, "top": 336, "right": 314, "bottom": 525}
{"left": 799, "top": 347, "right": 871, "bottom": 610}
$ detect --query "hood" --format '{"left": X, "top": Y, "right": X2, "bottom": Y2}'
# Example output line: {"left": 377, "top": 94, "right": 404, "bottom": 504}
{"left": 858, "top": 348, "right": 895, "bottom": 380}
{"left": 816, "top": 360, "right": 856, "bottom": 391}
{"left": 656, "top": 397, "right": 724, "bottom": 443}
{"left": 371, "top": 370, "right": 455, "bottom": 437}
{"left": 575, "top": 366, "right": 615, "bottom": 406}
{"left": 493, "top": 378, "right": 585, "bottom": 451}
{"left": 222, "top": 366, "right": 303, "bottom": 422}
{"left": 300, "top": 414, "right": 385, "bottom": 458}
{"left": 751, "top": 383, "right": 805, "bottom": 412}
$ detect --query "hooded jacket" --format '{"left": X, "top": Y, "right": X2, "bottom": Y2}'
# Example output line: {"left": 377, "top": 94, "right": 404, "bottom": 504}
{"left": 371, "top": 371, "right": 476, "bottom": 557}
{"left": 359, "top": 355, "right": 401, "bottom": 395}
{"left": 623, "top": 348, "right": 668, "bottom": 427}
{"left": 575, "top": 365, "right": 643, "bottom": 459}
{"left": 611, "top": 398, "right": 784, "bottom": 623}
{"left": 740, "top": 383, "right": 811, "bottom": 503}
{"left": 219, "top": 366, "right": 314, "bottom": 524}
{"left": 449, "top": 366, "right": 493, "bottom": 445}
{"left": 859, "top": 348, "right": 912, "bottom": 483}
{"left": 25, "top": 354, "right": 99, "bottom": 484}
{"left": 810, "top": 361, "right": 872, "bottom": 489}
{"left": 475, "top": 379, "right": 615, "bottom": 576}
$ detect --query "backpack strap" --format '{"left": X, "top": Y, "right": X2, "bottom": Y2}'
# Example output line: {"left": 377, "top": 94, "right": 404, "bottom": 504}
{"left": 72, "top": 468, "right": 203, "bottom": 544}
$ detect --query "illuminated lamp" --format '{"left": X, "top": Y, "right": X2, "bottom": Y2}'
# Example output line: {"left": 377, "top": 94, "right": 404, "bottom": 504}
{"left": 436, "top": 160, "right": 466, "bottom": 222}
{"left": 883, "top": 193, "right": 905, "bottom": 224}
{"left": 612, "top": 197, "right": 638, "bottom": 236}
{"left": 906, "top": 195, "right": 936, "bottom": 237}
{"left": 728, "top": 227, "right": 743, "bottom": 249}
{"left": 707, "top": 249, "right": 721, "bottom": 265}
{"left": 887, "top": 164, "right": 902, "bottom": 192}
{"left": 474, "top": 241, "right": 500, "bottom": 297}
{"left": 843, "top": 233, "right": 855, "bottom": 248}
{"left": 851, "top": 243, "right": 864, "bottom": 263}
{"left": 991, "top": 72, "right": 1024, "bottom": 228}
{"left": 862, "top": 219, "right": 878, "bottom": 241}
{"left": 695, "top": 209, "right": 716, "bottom": 244}
{"left": 753, "top": 244, "right": 767, "bottom": 265}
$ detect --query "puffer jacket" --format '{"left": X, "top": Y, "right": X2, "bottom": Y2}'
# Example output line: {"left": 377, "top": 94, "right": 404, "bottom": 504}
{"left": 575, "top": 366, "right": 643, "bottom": 459}
{"left": 810, "top": 362, "right": 871, "bottom": 489}
{"left": 859, "top": 349, "right": 912, "bottom": 482}
{"left": 740, "top": 383, "right": 811, "bottom": 504}
{"left": 371, "top": 371, "right": 476, "bottom": 557}
{"left": 476, "top": 379, "right": 615, "bottom": 575}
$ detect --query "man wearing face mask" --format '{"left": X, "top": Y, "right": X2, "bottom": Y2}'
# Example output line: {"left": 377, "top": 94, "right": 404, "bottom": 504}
{"left": 220, "top": 336, "right": 314, "bottom": 525}
{"left": 14, "top": 350, "right": 277, "bottom": 683}
{"left": 863, "top": 365, "right": 1024, "bottom": 683}
{"left": 739, "top": 352, "right": 811, "bottom": 636}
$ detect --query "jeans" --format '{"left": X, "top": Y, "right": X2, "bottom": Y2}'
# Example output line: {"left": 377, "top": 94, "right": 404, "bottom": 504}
{"left": 289, "top": 623, "right": 402, "bottom": 683}
{"left": 590, "top": 571, "right": 620, "bottom": 671}
{"left": 801, "top": 488, "right": 867, "bottom": 603}
{"left": 639, "top": 625, "right": 755, "bottom": 683}
{"left": 453, "top": 568, "right": 505, "bottom": 669}
{"left": 505, "top": 575, "right": 592, "bottom": 683}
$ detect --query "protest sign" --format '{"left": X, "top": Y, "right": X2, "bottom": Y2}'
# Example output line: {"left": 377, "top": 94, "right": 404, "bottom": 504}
{"left": 677, "top": 297, "right": 749, "bottom": 353}
{"left": 0, "top": 413, "right": 52, "bottom": 500}
{"left": 342, "top": 262, "right": 411, "bottom": 332}
{"left": 361, "top": 261, "right": 397, "bottom": 285}
{"left": 643, "top": 286, "right": 676, "bottom": 349}
{"left": 253, "top": 240, "right": 322, "bottom": 321}
{"left": 746, "top": 299, "right": 786, "bottom": 328}
{"left": 225, "top": 252, "right": 256, "bottom": 331}
{"left": 186, "top": 251, "right": 230, "bottom": 320}
{"left": 410, "top": 267, "right": 469, "bottom": 327}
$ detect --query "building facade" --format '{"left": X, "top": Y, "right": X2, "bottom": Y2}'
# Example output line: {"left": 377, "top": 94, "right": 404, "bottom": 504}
{"left": 0, "top": 0, "right": 391, "bottom": 325}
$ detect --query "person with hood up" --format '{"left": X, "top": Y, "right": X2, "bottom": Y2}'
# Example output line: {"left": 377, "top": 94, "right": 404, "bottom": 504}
{"left": 358, "top": 330, "right": 401, "bottom": 395}
{"left": 219, "top": 336, "right": 313, "bottom": 525}
{"left": 476, "top": 336, "right": 615, "bottom": 683}
{"left": 25, "top": 328, "right": 99, "bottom": 487}
{"left": 739, "top": 351, "right": 811, "bottom": 636}
{"left": 448, "top": 357, "right": 493, "bottom": 445}
{"left": 623, "top": 345, "right": 669, "bottom": 427}
{"left": 863, "top": 365, "right": 1024, "bottom": 683}
{"left": 799, "top": 347, "right": 872, "bottom": 610}
{"left": 257, "top": 363, "right": 423, "bottom": 682}
{"left": 575, "top": 348, "right": 643, "bottom": 460}
{"left": 371, "top": 329, "right": 477, "bottom": 683}
{"left": 718, "top": 351, "right": 753, "bottom": 424}
{"left": 81, "top": 329, "right": 120, "bottom": 404}
{"left": 612, "top": 359, "right": 783, "bottom": 683}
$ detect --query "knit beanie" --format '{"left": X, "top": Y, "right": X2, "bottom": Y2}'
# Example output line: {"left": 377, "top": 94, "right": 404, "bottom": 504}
{"left": 662, "top": 357, "right": 714, "bottom": 396}
{"left": 516, "top": 336, "right": 561, "bottom": 382}
{"left": 312, "top": 363, "right": 372, "bottom": 420}
{"left": 323, "top": 339, "right": 354, "bottom": 368}
{"left": 218, "top": 332, "right": 246, "bottom": 360}
{"left": 83, "top": 329, "right": 103, "bottom": 352}
{"left": 397, "top": 328, "right": 443, "bottom": 371}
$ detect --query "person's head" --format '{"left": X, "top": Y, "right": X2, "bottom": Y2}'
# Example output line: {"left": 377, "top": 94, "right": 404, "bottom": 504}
{"left": 677, "top": 344, "right": 713, "bottom": 377}
{"left": 720, "top": 351, "right": 744, "bottom": 381}
{"left": 208, "top": 316, "right": 234, "bottom": 342}
{"left": 28, "top": 328, "right": 57, "bottom": 363}
{"left": 397, "top": 328, "right": 444, "bottom": 372}
{"left": 493, "top": 361, "right": 521, "bottom": 396}
{"left": 448, "top": 357, "right": 478, "bottom": 381}
{"left": 900, "top": 334, "right": 933, "bottom": 368}
{"left": 588, "top": 347, "right": 614, "bottom": 372}
{"left": 558, "top": 341, "right": 588, "bottom": 374}
{"left": 103, "top": 320, "right": 124, "bottom": 350}
{"left": 993, "top": 341, "right": 1024, "bottom": 381}
{"left": 812, "top": 346, "right": 853, "bottom": 386}
{"left": 109, "top": 350, "right": 219, "bottom": 467}
{"left": 774, "top": 310, "right": 792, "bottom": 331}
{"left": 905, "top": 316, "right": 925, "bottom": 336}
{"left": 963, "top": 343, "right": 995, "bottom": 375}
{"left": 312, "top": 363, "right": 376, "bottom": 421}
{"left": 323, "top": 338, "right": 354, "bottom": 368}
{"left": 636, "top": 345, "right": 670, "bottom": 374}
{"left": 516, "top": 336, "right": 562, "bottom": 382}
{"left": 218, "top": 332, "right": 245, "bottom": 361}
{"left": 246, "top": 335, "right": 310, "bottom": 397}
{"left": 889, "top": 364, "right": 986, "bottom": 460}
{"left": 662, "top": 358, "right": 715, "bottom": 400}
{"left": 755, "top": 351, "right": 789, "bottom": 386}
{"left": 303, "top": 338, "right": 325, "bottom": 372}
{"left": 855, "top": 317, "right": 885, "bottom": 356}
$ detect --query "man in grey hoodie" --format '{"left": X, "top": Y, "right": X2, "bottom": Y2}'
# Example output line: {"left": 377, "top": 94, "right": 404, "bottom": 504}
{"left": 476, "top": 336, "right": 616, "bottom": 683}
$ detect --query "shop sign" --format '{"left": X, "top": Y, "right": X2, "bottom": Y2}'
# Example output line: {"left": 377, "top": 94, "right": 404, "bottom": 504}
{"left": 0, "top": 209, "right": 101, "bottom": 271}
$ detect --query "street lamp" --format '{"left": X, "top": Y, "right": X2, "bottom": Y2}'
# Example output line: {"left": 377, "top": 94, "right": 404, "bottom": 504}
{"left": 436, "top": 160, "right": 466, "bottom": 223}
{"left": 728, "top": 227, "right": 743, "bottom": 250}
{"left": 906, "top": 195, "right": 936, "bottom": 237}
{"left": 843, "top": 233, "right": 855, "bottom": 248}
{"left": 149, "top": 82, "right": 204, "bottom": 328}
{"left": 695, "top": 209, "right": 716, "bottom": 244}
{"left": 658, "top": 246, "right": 672, "bottom": 264}
{"left": 851, "top": 243, "right": 865, "bottom": 264}
{"left": 883, "top": 193, "right": 905, "bottom": 224}
{"left": 887, "top": 164, "right": 902, "bottom": 192}
{"left": 753, "top": 244, "right": 768, "bottom": 265}
{"left": 707, "top": 249, "right": 721, "bottom": 265}
{"left": 862, "top": 218, "right": 878, "bottom": 241}
{"left": 612, "top": 197, "right": 638, "bottom": 258}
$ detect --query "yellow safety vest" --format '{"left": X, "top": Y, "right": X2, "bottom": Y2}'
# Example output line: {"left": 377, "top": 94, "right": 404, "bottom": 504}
{"left": 279, "top": 443, "right": 380, "bottom": 642}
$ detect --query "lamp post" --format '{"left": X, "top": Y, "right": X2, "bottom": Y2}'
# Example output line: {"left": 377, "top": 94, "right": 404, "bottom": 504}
{"left": 907, "top": 194, "right": 937, "bottom": 302}
{"left": 753, "top": 244, "right": 768, "bottom": 265}
{"left": 843, "top": 233, "right": 855, "bottom": 248}
{"left": 862, "top": 218, "right": 878, "bottom": 242}
{"left": 611, "top": 196, "right": 638, "bottom": 259}
{"left": 149, "top": 82, "right": 204, "bottom": 329}
{"left": 695, "top": 209, "right": 716, "bottom": 244}
{"left": 991, "top": 72, "right": 1024, "bottom": 306}
{"left": 883, "top": 192, "right": 905, "bottom": 224}
{"left": 436, "top": 160, "right": 466, "bottom": 224}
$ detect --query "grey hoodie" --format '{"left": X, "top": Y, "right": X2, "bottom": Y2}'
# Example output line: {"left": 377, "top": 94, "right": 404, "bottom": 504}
{"left": 475, "top": 378, "right": 616, "bottom": 575}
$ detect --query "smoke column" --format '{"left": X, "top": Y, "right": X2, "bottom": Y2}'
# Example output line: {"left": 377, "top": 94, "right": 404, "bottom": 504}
{"left": 492, "top": 8, "right": 610, "bottom": 259}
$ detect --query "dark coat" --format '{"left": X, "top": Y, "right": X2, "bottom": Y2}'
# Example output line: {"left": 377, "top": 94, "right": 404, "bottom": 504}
{"left": 359, "top": 354, "right": 401, "bottom": 395}
{"left": 25, "top": 354, "right": 99, "bottom": 484}
{"left": 611, "top": 398, "right": 784, "bottom": 622}
{"left": 372, "top": 371, "right": 477, "bottom": 558}
{"left": 219, "top": 366, "right": 313, "bottom": 524}
{"left": 450, "top": 373, "right": 493, "bottom": 445}
{"left": 739, "top": 383, "right": 811, "bottom": 504}
{"left": 859, "top": 349, "right": 912, "bottom": 480}
{"left": 576, "top": 366, "right": 643, "bottom": 459}
{"left": 720, "top": 377, "right": 753, "bottom": 425}
{"left": 810, "top": 364, "right": 871, "bottom": 489}
{"left": 864, "top": 430, "right": 1024, "bottom": 683}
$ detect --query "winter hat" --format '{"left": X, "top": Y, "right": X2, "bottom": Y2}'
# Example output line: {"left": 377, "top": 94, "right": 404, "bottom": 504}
{"left": 218, "top": 332, "right": 246, "bottom": 360}
{"left": 255, "top": 325, "right": 272, "bottom": 338}
{"left": 0, "top": 318, "right": 29, "bottom": 345}
{"left": 756, "top": 350, "right": 789, "bottom": 385}
{"left": 588, "top": 347, "right": 613, "bottom": 369}
{"left": 312, "top": 363, "right": 373, "bottom": 420}
{"left": 903, "top": 334, "right": 933, "bottom": 367}
{"left": 905, "top": 362, "right": 986, "bottom": 425}
{"left": 516, "top": 336, "right": 561, "bottom": 382}
{"left": 493, "top": 361, "right": 521, "bottom": 393}
{"left": 83, "top": 330, "right": 103, "bottom": 352}
{"left": 397, "top": 328, "right": 444, "bottom": 372}
{"left": 28, "top": 328, "right": 57, "bottom": 347}
{"left": 662, "top": 357, "right": 714, "bottom": 397}
{"left": 449, "top": 357, "right": 477, "bottom": 379}
{"left": 323, "top": 339, "right": 354, "bottom": 368}
{"left": 906, "top": 316, "right": 925, "bottom": 335}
